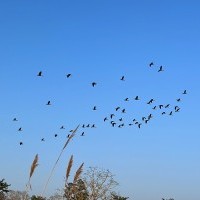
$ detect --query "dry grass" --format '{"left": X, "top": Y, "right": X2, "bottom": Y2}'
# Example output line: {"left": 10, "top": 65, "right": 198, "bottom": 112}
{"left": 73, "top": 163, "right": 84, "bottom": 184}
{"left": 66, "top": 155, "right": 73, "bottom": 184}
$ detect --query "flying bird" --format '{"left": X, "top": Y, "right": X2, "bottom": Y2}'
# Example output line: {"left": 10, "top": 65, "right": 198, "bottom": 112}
{"left": 92, "top": 82, "right": 97, "bottom": 87}
{"left": 183, "top": 90, "right": 187, "bottom": 94}
{"left": 93, "top": 106, "right": 97, "bottom": 110}
{"left": 152, "top": 106, "right": 157, "bottom": 110}
{"left": 110, "top": 114, "right": 115, "bottom": 119}
{"left": 169, "top": 111, "right": 173, "bottom": 116}
{"left": 138, "top": 123, "right": 142, "bottom": 129}
{"left": 149, "top": 62, "right": 154, "bottom": 67}
{"left": 162, "top": 112, "right": 166, "bottom": 115}
{"left": 176, "top": 98, "right": 181, "bottom": 102}
{"left": 54, "top": 134, "right": 58, "bottom": 137}
{"left": 18, "top": 127, "right": 22, "bottom": 131}
{"left": 120, "top": 76, "right": 125, "bottom": 81}
{"left": 13, "top": 118, "right": 18, "bottom": 121}
{"left": 158, "top": 66, "right": 164, "bottom": 72}
{"left": 82, "top": 124, "right": 85, "bottom": 128}
{"left": 159, "top": 105, "right": 164, "bottom": 109}
{"left": 91, "top": 124, "right": 96, "bottom": 128}
{"left": 147, "top": 99, "right": 154, "bottom": 104}
{"left": 134, "top": 96, "right": 140, "bottom": 100}
{"left": 115, "top": 107, "right": 120, "bottom": 111}
{"left": 81, "top": 132, "right": 85, "bottom": 136}
{"left": 60, "top": 126, "right": 65, "bottom": 129}
{"left": 124, "top": 98, "right": 129, "bottom": 101}
{"left": 165, "top": 104, "right": 170, "bottom": 108}
{"left": 122, "top": 109, "right": 126, "bottom": 113}
{"left": 66, "top": 74, "right": 72, "bottom": 78}
{"left": 46, "top": 101, "right": 51, "bottom": 105}
{"left": 19, "top": 142, "right": 23, "bottom": 145}
{"left": 119, "top": 118, "right": 123, "bottom": 121}
{"left": 104, "top": 117, "right": 108, "bottom": 122}
{"left": 41, "top": 138, "right": 45, "bottom": 142}
{"left": 37, "top": 71, "right": 43, "bottom": 76}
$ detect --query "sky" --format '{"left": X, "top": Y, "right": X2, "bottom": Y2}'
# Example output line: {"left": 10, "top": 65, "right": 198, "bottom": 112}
{"left": 0, "top": 0, "right": 200, "bottom": 199}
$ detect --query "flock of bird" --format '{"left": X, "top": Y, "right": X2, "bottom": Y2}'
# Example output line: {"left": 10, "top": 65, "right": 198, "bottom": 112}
{"left": 10, "top": 62, "right": 187, "bottom": 145}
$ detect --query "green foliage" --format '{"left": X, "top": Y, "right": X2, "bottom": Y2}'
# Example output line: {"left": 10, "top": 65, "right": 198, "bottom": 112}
{"left": 64, "top": 179, "right": 89, "bottom": 200}
{"left": 0, "top": 179, "right": 10, "bottom": 194}
{"left": 111, "top": 193, "right": 129, "bottom": 200}
{"left": 31, "top": 195, "right": 46, "bottom": 200}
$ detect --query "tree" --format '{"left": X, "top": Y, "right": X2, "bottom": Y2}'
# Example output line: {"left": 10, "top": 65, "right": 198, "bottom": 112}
{"left": 83, "top": 167, "right": 119, "bottom": 200}
{"left": 0, "top": 179, "right": 10, "bottom": 200}
{"left": 5, "top": 190, "right": 30, "bottom": 200}
{"left": 31, "top": 195, "right": 46, "bottom": 200}
{"left": 64, "top": 179, "right": 88, "bottom": 200}
{"left": 111, "top": 193, "right": 129, "bottom": 200}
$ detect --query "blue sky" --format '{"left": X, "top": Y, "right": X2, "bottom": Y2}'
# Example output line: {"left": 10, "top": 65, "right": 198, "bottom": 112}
{"left": 0, "top": 1, "right": 200, "bottom": 199}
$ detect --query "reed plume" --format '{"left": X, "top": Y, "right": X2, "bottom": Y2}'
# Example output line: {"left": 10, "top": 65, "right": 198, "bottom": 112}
{"left": 41, "top": 124, "right": 80, "bottom": 196}
{"left": 73, "top": 163, "right": 84, "bottom": 184}
{"left": 66, "top": 155, "right": 73, "bottom": 184}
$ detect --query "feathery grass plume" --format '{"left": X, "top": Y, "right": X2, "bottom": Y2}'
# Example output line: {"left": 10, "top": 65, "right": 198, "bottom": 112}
{"left": 29, "top": 154, "right": 39, "bottom": 182}
{"left": 41, "top": 124, "right": 80, "bottom": 197}
{"left": 73, "top": 163, "right": 84, "bottom": 184}
{"left": 66, "top": 155, "right": 73, "bottom": 184}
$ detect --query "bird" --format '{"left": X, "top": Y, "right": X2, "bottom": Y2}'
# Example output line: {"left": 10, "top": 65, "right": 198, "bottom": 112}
{"left": 135, "top": 96, "right": 140, "bottom": 100}
{"left": 82, "top": 124, "right": 85, "bottom": 128}
{"left": 183, "top": 90, "right": 187, "bottom": 94}
{"left": 13, "top": 118, "right": 18, "bottom": 121}
{"left": 176, "top": 98, "right": 181, "bottom": 102}
{"left": 149, "top": 62, "right": 154, "bottom": 67}
{"left": 169, "top": 111, "right": 173, "bottom": 116}
{"left": 104, "top": 117, "right": 108, "bottom": 122}
{"left": 162, "top": 112, "right": 166, "bottom": 115}
{"left": 66, "top": 74, "right": 71, "bottom": 78}
{"left": 147, "top": 99, "right": 154, "bottom": 104}
{"left": 175, "top": 106, "right": 179, "bottom": 110}
{"left": 142, "top": 117, "right": 146, "bottom": 121}
{"left": 175, "top": 108, "right": 180, "bottom": 112}
{"left": 67, "top": 134, "right": 70, "bottom": 138}
{"left": 110, "top": 114, "right": 115, "bottom": 119}
{"left": 121, "top": 109, "right": 126, "bottom": 113}
{"left": 37, "top": 71, "right": 42, "bottom": 76}
{"left": 119, "top": 118, "right": 123, "bottom": 121}
{"left": 129, "top": 123, "right": 133, "bottom": 126}
{"left": 86, "top": 124, "right": 90, "bottom": 128}
{"left": 159, "top": 105, "right": 164, "bottom": 109}
{"left": 133, "top": 119, "right": 136, "bottom": 122}
{"left": 111, "top": 122, "right": 116, "bottom": 127}
{"left": 19, "top": 142, "right": 23, "bottom": 145}
{"left": 145, "top": 119, "right": 149, "bottom": 124}
{"left": 18, "top": 127, "right": 22, "bottom": 131}
{"left": 138, "top": 123, "right": 142, "bottom": 129}
{"left": 115, "top": 107, "right": 120, "bottom": 111}
{"left": 152, "top": 106, "right": 157, "bottom": 110}
{"left": 158, "top": 66, "right": 164, "bottom": 72}
{"left": 135, "top": 122, "right": 139, "bottom": 125}
{"left": 120, "top": 76, "right": 125, "bottom": 81}
{"left": 46, "top": 101, "right": 51, "bottom": 105}
{"left": 93, "top": 106, "right": 97, "bottom": 110}
{"left": 92, "top": 82, "right": 97, "bottom": 87}
{"left": 41, "top": 138, "right": 45, "bottom": 142}
{"left": 81, "top": 132, "right": 85, "bottom": 136}
{"left": 91, "top": 124, "right": 96, "bottom": 128}
{"left": 54, "top": 134, "right": 58, "bottom": 137}
{"left": 124, "top": 98, "right": 129, "bottom": 101}
{"left": 148, "top": 114, "right": 153, "bottom": 120}
{"left": 165, "top": 104, "right": 170, "bottom": 108}
{"left": 60, "top": 126, "right": 65, "bottom": 129}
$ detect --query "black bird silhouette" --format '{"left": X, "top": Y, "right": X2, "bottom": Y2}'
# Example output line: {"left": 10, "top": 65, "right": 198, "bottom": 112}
{"left": 135, "top": 122, "right": 139, "bottom": 125}
{"left": 176, "top": 98, "right": 181, "bottom": 102}
{"left": 104, "top": 117, "right": 108, "bottom": 122}
{"left": 148, "top": 114, "right": 153, "bottom": 120}
{"left": 91, "top": 124, "right": 96, "bottom": 128}
{"left": 119, "top": 118, "right": 123, "bottom": 121}
{"left": 18, "top": 127, "right": 22, "bottom": 131}
{"left": 120, "top": 76, "right": 125, "bottom": 81}
{"left": 175, "top": 108, "right": 180, "bottom": 112}
{"left": 86, "top": 124, "right": 90, "bottom": 128}
{"left": 82, "top": 124, "right": 85, "bottom": 128}
{"left": 162, "top": 112, "right": 166, "bottom": 115}
{"left": 159, "top": 105, "right": 164, "bottom": 109}
{"left": 165, "top": 104, "right": 170, "bottom": 108}
{"left": 93, "top": 106, "right": 97, "bottom": 110}
{"left": 92, "top": 82, "right": 97, "bottom": 87}
{"left": 138, "top": 123, "right": 142, "bottom": 129}
{"left": 124, "top": 98, "right": 129, "bottom": 101}
{"left": 54, "top": 134, "right": 58, "bottom": 137}
{"left": 133, "top": 119, "right": 136, "bottom": 122}
{"left": 183, "top": 90, "right": 187, "bottom": 94}
{"left": 13, "top": 118, "right": 18, "bottom": 121}
{"left": 152, "top": 106, "right": 157, "bottom": 110}
{"left": 149, "top": 62, "right": 154, "bottom": 67}
{"left": 142, "top": 117, "right": 146, "bottom": 121}
{"left": 46, "top": 101, "right": 51, "bottom": 105}
{"left": 67, "top": 134, "right": 70, "bottom": 138}
{"left": 81, "top": 132, "right": 85, "bottom": 136}
{"left": 19, "top": 142, "right": 23, "bottom": 145}
{"left": 129, "top": 123, "right": 133, "bottom": 126}
{"left": 169, "top": 111, "right": 173, "bottom": 116}
{"left": 111, "top": 122, "right": 116, "bottom": 127}
{"left": 135, "top": 96, "right": 140, "bottom": 100}
{"left": 158, "top": 66, "right": 164, "bottom": 72}
{"left": 115, "top": 107, "right": 120, "bottom": 111}
{"left": 60, "top": 126, "right": 65, "bottom": 129}
{"left": 145, "top": 120, "right": 149, "bottom": 124}
{"left": 37, "top": 71, "right": 42, "bottom": 76}
{"left": 147, "top": 99, "right": 154, "bottom": 104}
{"left": 122, "top": 109, "right": 126, "bottom": 113}
{"left": 41, "top": 138, "right": 45, "bottom": 142}
{"left": 66, "top": 74, "right": 71, "bottom": 78}
{"left": 110, "top": 114, "right": 115, "bottom": 119}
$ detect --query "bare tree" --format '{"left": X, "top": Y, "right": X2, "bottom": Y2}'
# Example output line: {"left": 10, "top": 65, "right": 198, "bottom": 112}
{"left": 5, "top": 190, "right": 30, "bottom": 200}
{"left": 82, "top": 167, "right": 118, "bottom": 200}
